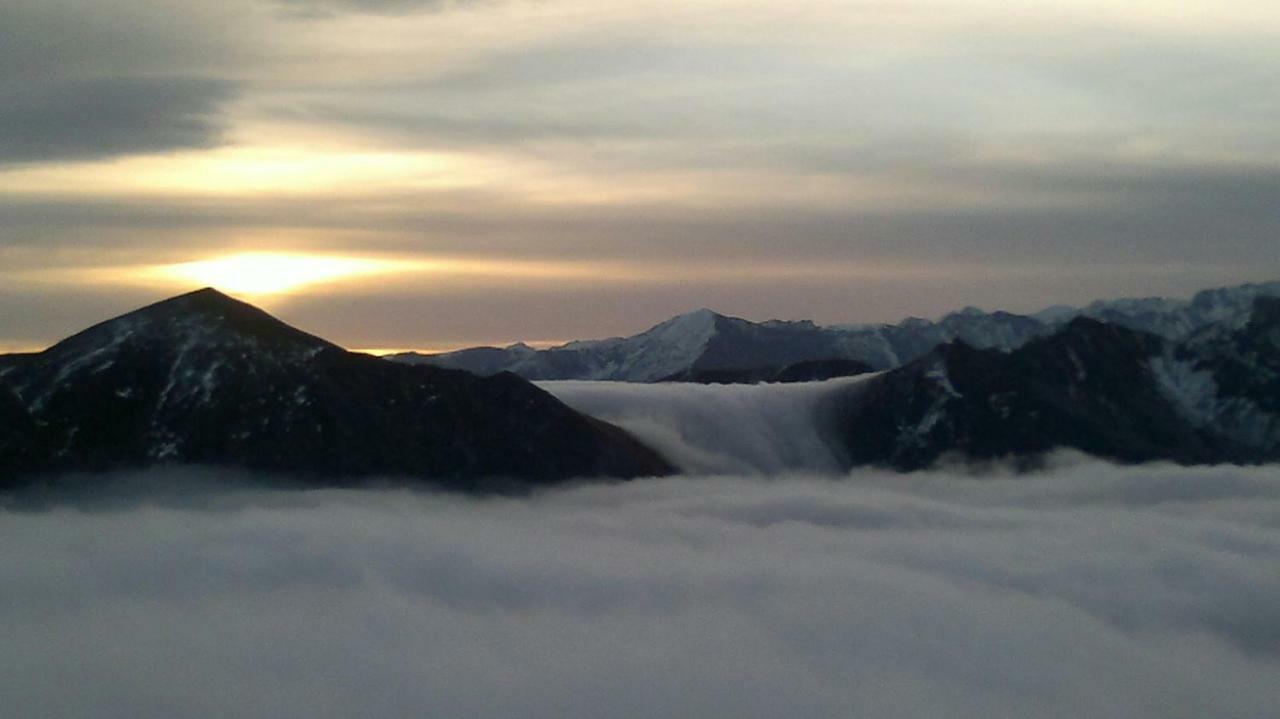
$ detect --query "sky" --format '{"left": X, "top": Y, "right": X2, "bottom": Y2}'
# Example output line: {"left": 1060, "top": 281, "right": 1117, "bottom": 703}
{"left": 2, "top": 0, "right": 1279, "bottom": 352}
{"left": 2, "top": 459, "right": 1278, "bottom": 718}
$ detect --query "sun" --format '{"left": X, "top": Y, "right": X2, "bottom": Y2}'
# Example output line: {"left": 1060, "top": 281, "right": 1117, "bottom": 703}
{"left": 153, "top": 252, "right": 408, "bottom": 296}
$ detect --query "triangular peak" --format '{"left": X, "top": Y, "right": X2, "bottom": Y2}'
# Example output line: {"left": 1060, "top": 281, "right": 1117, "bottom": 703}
{"left": 640, "top": 308, "right": 725, "bottom": 343}
{"left": 39, "top": 287, "right": 338, "bottom": 358}
{"left": 671, "top": 307, "right": 725, "bottom": 322}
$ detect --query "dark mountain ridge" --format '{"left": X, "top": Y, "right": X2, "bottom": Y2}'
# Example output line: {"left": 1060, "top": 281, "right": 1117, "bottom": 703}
{"left": 0, "top": 289, "right": 674, "bottom": 488}
{"left": 831, "top": 299, "right": 1280, "bottom": 470}
{"left": 4, "top": 284, "right": 1279, "bottom": 482}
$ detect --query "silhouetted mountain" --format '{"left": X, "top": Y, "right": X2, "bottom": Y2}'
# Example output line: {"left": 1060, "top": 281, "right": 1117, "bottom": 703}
{"left": 394, "top": 280, "right": 1280, "bottom": 382}
{"left": 832, "top": 298, "right": 1280, "bottom": 470}
{"left": 0, "top": 289, "right": 674, "bottom": 488}
{"left": 0, "top": 380, "right": 39, "bottom": 473}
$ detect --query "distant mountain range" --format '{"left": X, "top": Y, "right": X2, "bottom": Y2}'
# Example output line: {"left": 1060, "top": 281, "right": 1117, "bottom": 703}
{"left": 0, "top": 289, "right": 673, "bottom": 488}
{"left": 392, "top": 280, "right": 1280, "bottom": 383}
{"left": 1, "top": 279, "right": 1278, "bottom": 484}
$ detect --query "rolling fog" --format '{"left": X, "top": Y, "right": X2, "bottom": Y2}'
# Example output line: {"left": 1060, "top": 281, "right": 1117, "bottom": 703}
{"left": 539, "top": 377, "right": 868, "bottom": 475}
{"left": 3, "top": 457, "right": 1278, "bottom": 718}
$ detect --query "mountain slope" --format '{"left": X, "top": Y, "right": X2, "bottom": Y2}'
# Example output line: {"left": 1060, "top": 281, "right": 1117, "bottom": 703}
{"left": 831, "top": 298, "right": 1280, "bottom": 470}
{"left": 405, "top": 309, "right": 728, "bottom": 382}
{"left": 1150, "top": 295, "right": 1280, "bottom": 451}
{"left": 0, "top": 289, "right": 674, "bottom": 487}
{"left": 1080, "top": 280, "right": 1280, "bottom": 339}
{"left": 0, "top": 380, "right": 39, "bottom": 473}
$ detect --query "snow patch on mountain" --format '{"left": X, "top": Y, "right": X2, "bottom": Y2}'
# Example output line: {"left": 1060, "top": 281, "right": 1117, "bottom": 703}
{"left": 1148, "top": 353, "right": 1219, "bottom": 428}
{"left": 1078, "top": 280, "right": 1280, "bottom": 339}
{"left": 589, "top": 308, "right": 722, "bottom": 381}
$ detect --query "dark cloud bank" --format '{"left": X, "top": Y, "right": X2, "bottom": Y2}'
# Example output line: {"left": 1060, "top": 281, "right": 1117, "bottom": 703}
{"left": 3, "top": 457, "right": 1278, "bottom": 718}
{"left": 0, "top": 0, "right": 240, "bottom": 165}
{"left": 0, "top": 77, "right": 234, "bottom": 164}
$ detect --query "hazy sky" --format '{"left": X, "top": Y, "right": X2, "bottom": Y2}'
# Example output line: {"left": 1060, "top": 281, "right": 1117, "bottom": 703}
{"left": 3, "top": 0, "right": 1279, "bottom": 351}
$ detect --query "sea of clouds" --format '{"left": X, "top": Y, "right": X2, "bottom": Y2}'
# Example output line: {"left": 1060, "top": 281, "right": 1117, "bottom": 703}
{"left": 3, "top": 456, "right": 1278, "bottom": 718}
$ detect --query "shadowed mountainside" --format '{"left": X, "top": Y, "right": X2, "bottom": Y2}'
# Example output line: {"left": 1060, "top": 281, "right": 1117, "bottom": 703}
{"left": 0, "top": 289, "right": 674, "bottom": 488}
{"left": 832, "top": 298, "right": 1280, "bottom": 470}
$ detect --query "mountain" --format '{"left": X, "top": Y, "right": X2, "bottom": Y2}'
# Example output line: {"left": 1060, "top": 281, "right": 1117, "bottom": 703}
{"left": 0, "top": 380, "right": 39, "bottom": 473}
{"left": 6, "top": 281, "right": 1277, "bottom": 483}
{"left": 1076, "top": 280, "right": 1280, "bottom": 339}
{"left": 830, "top": 297, "right": 1280, "bottom": 471}
{"left": 395, "top": 280, "right": 1280, "bottom": 383}
{"left": 392, "top": 306, "right": 1050, "bottom": 381}
{"left": 1152, "top": 295, "right": 1280, "bottom": 448}
{"left": 0, "top": 289, "right": 674, "bottom": 488}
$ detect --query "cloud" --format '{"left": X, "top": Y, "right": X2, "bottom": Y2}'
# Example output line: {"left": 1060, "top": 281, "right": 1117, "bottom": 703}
{"left": 274, "top": 0, "right": 484, "bottom": 17}
{"left": 540, "top": 377, "right": 867, "bottom": 475}
{"left": 1, "top": 0, "right": 1279, "bottom": 350}
{"left": 0, "top": 0, "right": 242, "bottom": 164}
{"left": 0, "top": 77, "right": 235, "bottom": 164}
{"left": 1, "top": 459, "right": 1278, "bottom": 718}
{"left": 267, "top": 21, "right": 1280, "bottom": 168}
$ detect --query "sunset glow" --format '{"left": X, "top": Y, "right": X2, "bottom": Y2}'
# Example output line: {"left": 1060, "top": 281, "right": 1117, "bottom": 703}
{"left": 2, "top": 0, "right": 1277, "bottom": 351}
{"left": 133, "top": 252, "right": 651, "bottom": 298}
{"left": 3, "top": 3, "right": 1279, "bottom": 715}
{"left": 152, "top": 253, "right": 410, "bottom": 296}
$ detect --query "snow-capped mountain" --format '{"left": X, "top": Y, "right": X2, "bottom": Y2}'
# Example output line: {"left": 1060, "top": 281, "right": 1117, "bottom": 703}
{"left": 1077, "top": 280, "right": 1280, "bottom": 339}
{"left": 0, "top": 289, "right": 673, "bottom": 486}
{"left": 392, "top": 306, "right": 1051, "bottom": 381}
{"left": 4, "top": 280, "right": 1278, "bottom": 483}
{"left": 399, "top": 308, "right": 733, "bottom": 382}
{"left": 831, "top": 296, "right": 1280, "bottom": 470}
{"left": 394, "top": 280, "right": 1280, "bottom": 382}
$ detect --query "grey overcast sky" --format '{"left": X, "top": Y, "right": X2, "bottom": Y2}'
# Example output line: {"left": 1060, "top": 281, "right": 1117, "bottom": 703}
{"left": 2, "top": 0, "right": 1278, "bottom": 351}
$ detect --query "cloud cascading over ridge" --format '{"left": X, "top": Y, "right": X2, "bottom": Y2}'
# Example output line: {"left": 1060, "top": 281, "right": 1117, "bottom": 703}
{"left": 540, "top": 378, "right": 866, "bottom": 475}
{"left": 2, "top": 459, "right": 1278, "bottom": 718}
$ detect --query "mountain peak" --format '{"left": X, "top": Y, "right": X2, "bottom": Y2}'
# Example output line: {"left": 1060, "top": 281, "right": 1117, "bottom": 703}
{"left": 139, "top": 286, "right": 265, "bottom": 318}
{"left": 2, "top": 291, "right": 675, "bottom": 484}
{"left": 36, "top": 288, "right": 338, "bottom": 364}
{"left": 645, "top": 307, "right": 722, "bottom": 330}
{"left": 185, "top": 286, "right": 231, "bottom": 299}
{"left": 952, "top": 306, "right": 987, "bottom": 319}
{"left": 675, "top": 307, "right": 724, "bottom": 322}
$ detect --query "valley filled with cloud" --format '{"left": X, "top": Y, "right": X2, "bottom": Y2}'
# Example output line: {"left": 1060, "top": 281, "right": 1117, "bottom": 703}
{"left": 4, "top": 458, "right": 1277, "bottom": 718}
{"left": 5, "top": 2, "right": 1280, "bottom": 715}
